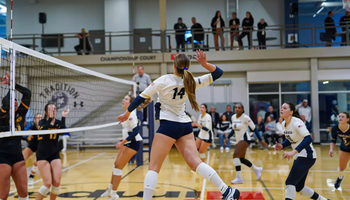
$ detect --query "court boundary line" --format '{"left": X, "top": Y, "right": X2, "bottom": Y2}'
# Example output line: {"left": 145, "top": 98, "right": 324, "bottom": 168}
{"left": 217, "top": 169, "right": 350, "bottom": 173}
{"left": 121, "top": 158, "right": 149, "bottom": 180}
{"left": 9, "top": 152, "right": 106, "bottom": 195}
{"left": 206, "top": 186, "right": 343, "bottom": 191}
{"left": 259, "top": 179, "right": 274, "bottom": 200}
{"left": 200, "top": 151, "right": 210, "bottom": 200}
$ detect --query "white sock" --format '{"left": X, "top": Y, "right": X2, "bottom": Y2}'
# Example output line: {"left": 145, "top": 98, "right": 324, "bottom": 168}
{"left": 111, "top": 190, "right": 117, "bottom": 196}
{"left": 143, "top": 170, "right": 158, "bottom": 200}
{"left": 236, "top": 171, "right": 242, "bottom": 178}
{"left": 18, "top": 197, "right": 29, "bottom": 200}
{"left": 31, "top": 165, "right": 38, "bottom": 173}
{"left": 251, "top": 164, "right": 259, "bottom": 171}
{"left": 108, "top": 183, "right": 113, "bottom": 189}
{"left": 233, "top": 158, "right": 242, "bottom": 178}
{"left": 196, "top": 163, "right": 228, "bottom": 194}
{"left": 285, "top": 185, "right": 296, "bottom": 200}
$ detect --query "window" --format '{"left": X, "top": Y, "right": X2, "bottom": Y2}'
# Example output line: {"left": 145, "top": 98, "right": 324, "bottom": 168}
{"left": 319, "top": 81, "right": 350, "bottom": 91}
{"left": 281, "top": 94, "right": 311, "bottom": 106}
{"left": 249, "top": 94, "right": 279, "bottom": 122}
{"left": 319, "top": 93, "right": 350, "bottom": 129}
{"left": 249, "top": 83, "right": 279, "bottom": 93}
{"left": 281, "top": 82, "right": 310, "bottom": 92}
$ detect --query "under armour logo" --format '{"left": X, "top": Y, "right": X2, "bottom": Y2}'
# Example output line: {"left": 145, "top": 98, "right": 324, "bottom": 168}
{"left": 74, "top": 101, "right": 84, "bottom": 108}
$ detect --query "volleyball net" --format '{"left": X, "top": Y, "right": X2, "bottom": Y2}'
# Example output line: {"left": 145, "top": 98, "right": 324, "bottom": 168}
{"left": 0, "top": 38, "right": 136, "bottom": 138}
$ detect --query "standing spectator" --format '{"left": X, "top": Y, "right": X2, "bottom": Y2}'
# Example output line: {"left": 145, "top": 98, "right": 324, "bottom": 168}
{"left": 340, "top": 11, "right": 350, "bottom": 46}
{"left": 301, "top": 114, "right": 311, "bottom": 132}
{"left": 325, "top": 11, "right": 337, "bottom": 47}
{"left": 296, "top": 99, "right": 312, "bottom": 123}
{"left": 217, "top": 115, "right": 231, "bottom": 153}
{"left": 222, "top": 105, "right": 234, "bottom": 123}
{"left": 74, "top": 28, "right": 91, "bottom": 55}
{"left": 211, "top": 11, "right": 225, "bottom": 51}
{"left": 263, "top": 116, "right": 276, "bottom": 149}
{"left": 132, "top": 66, "right": 152, "bottom": 123}
{"left": 239, "top": 12, "right": 254, "bottom": 50}
{"left": 191, "top": 17, "right": 204, "bottom": 51}
{"left": 275, "top": 116, "right": 285, "bottom": 143}
{"left": 229, "top": 12, "right": 240, "bottom": 50}
{"left": 257, "top": 19, "right": 268, "bottom": 49}
{"left": 255, "top": 116, "right": 265, "bottom": 148}
{"left": 209, "top": 106, "right": 220, "bottom": 130}
{"left": 174, "top": 17, "right": 187, "bottom": 52}
{"left": 257, "top": 106, "right": 266, "bottom": 122}
{"left": 264, "top": 106, "right": 278, "bottom": 122}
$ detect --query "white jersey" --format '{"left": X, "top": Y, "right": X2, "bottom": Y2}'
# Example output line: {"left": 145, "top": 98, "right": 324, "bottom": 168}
{"left": 121, "top": 111, "right": 143, "bottom": 144}
{"left": 141, "top": 73, "right": 213, "bottom": 123}
{"left": 282, "top": 117, "right": 316, "bottom": 159}
{"left": 231, "top": 114, "right": 255, "bottom": 141}
{"left": 198, "top": 113, "right": 213, "bottom": 140}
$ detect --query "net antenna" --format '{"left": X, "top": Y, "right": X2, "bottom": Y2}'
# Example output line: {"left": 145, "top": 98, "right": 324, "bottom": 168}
{"left": 343, "top": 0, "right": 350, "bottom": 11}
{"left": 0, "top": 38, "right": 136, "bottom": 138}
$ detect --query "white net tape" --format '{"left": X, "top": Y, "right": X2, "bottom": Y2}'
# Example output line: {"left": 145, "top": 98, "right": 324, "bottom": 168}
{"left": 343, "top": 0, "right": 350, "bottom": 11}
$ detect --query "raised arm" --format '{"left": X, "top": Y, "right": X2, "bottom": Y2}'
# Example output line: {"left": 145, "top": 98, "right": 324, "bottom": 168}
{"left": 16, "top": 83, "right": 31, "bottom": 110}
{"left": 0, "top": 91, "right": 10, "bottom": 118}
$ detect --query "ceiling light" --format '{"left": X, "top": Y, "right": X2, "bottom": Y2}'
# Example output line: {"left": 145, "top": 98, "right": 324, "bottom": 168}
{"left": 323, "top": 81, "right": 329, "bottom": 84}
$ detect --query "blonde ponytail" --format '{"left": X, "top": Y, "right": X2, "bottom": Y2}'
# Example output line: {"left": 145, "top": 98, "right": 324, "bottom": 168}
{"left": 183, "top": 70, "right": 199, "bottom": 112}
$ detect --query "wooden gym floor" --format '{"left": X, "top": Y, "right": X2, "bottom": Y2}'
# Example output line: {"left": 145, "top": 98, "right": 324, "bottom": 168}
{"left": 7, "top": 145, "right": 350, "bottom": 200}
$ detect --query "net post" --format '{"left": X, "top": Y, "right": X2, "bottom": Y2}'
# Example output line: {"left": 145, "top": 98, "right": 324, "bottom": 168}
{"left": 148, "top": 101, "right": 154, "bottom": 161}
{"left": 10, "top": 47, "right": 16, "bottom": 134}
{"left": 135, "top": 110, "right": 143, "bottom": 165}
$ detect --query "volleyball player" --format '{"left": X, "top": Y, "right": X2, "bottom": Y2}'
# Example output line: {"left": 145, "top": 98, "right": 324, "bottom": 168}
{"left": 225, "top": 104, "right": 267, "bottom": 184}
{"left": 101, "top": 94, "right": 143, "bottom": 200}
{"left": 0, "top": 72, "right": 31, "bottom": 200}
{"left": 329, "top": 112, "right": 350, "bottom": 189}
{"left": 36, "top": 104, "right": 69, "bottom": 200}
{"left": 192, "top": 104, "right": 213, "bottom": 162}
{"left": 117, "top": 50, "right": 240, "bottom": 200}
{"left": 275, "top": 103, "right": 330, "bottom": 200}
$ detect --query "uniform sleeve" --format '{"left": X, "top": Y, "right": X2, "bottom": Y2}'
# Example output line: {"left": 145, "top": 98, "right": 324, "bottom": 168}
{"left": 128, "top": 112, "right": 138, "bottom": 129}
{"left": 0, "top": 90, "right": 10, "bottom": 118}
{"left": 246, "top": 116, "right": 256, "bottom": 130}
{"left": 16, "top": 84, "right": 31, "bottom": 110}
{"left": 140, "top": 76, "right": 164, "bottom": 99}
{"left": 39, "top": 119, "right": 52, "bottom": 130}
{"left": 294, "top": 119, "right": 310, "bottom": 137}
{"left": 195, "top": 74, "right": 213, "bottom": 89}
{"left": 331, "top": 126, "right": 338, "bottom": 143}
{"left": 204, "top": 115, "right": 212, "bottom": 131}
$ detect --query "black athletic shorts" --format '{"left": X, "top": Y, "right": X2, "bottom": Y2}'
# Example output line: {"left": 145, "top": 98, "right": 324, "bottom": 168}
{"left": 27, "top": 137, "right": 39, "bottom": 153}
{"left": 157, "top": 120, "right": 193, "bottom": 140}
{"left": 36, "top": 151, "right": 60, "bottom": 163}
{"left": 124, "top": 141, "right": 141, "bottom": 152}
{"left": 0, "top": 150, "right": 24, "bottom": 166}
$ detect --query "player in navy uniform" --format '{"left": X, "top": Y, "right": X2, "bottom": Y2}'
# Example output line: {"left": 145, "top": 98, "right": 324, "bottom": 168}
{"left": 101, "top": 95, "right": 143, "bottom": 200}
{"left": 22, "top": 113, "right": 43, "bottom": 185}
{"left": 117, "top": 50, "right": 240, "bottom": 200}
{"left": 35, "top": 104, "right": 69, "bottom": 200}
{"left": 225, "top": 104, "right": 267, "bottom": 184}
{"left": 0, "top": 72, "right": 31, "bottom": 200}
{"left": 192, "top": 104, "right": 213, "bottom": 162}
{"left": 275, "top": 103, "right": 330, "bottom": 200}
{"left": 329, "top": 112, "right": 350, "bottom": 189}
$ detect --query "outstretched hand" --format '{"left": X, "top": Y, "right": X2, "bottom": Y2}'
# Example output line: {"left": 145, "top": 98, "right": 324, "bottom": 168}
{"left": 194, "top": 50, "right": 207, "bottom": 66}
{"left": 0, "top": 72, "right": 10, "bottom": 85}
{"left": 62, "top": 109, "right": 70, "bottom": 117}
{"left": 117, "top": 111, "right": 131, "bottom": 123}
{"left": 275, "top": 142, "right": 283, "bottom": 151}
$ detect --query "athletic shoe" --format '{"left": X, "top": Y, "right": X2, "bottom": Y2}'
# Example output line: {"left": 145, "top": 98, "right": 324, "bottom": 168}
{"left": 107, "top": 193, "right": 119, "bottom": 200}
{"left": 222, "top": 187, "right": 240, "bottom": 200}
{"left": 220, "top": 147, "right": 224, "bottom": 153}
{"left": 28, "top": 177, "right": 34, "bottom": 186}
{"left": 231, "top": 177, "right": 243, "bottom": 184}
{"left": 254, "top": 167, "right": 263, "bottom": 180}
{"left": 225, "top": 147, "right": 230, "bottom": 153}
{"left": 101, "top": 188, "right": 112, "bottom": 197}
{"left": 335, "top": 176, "right": 344, "bottom": 189}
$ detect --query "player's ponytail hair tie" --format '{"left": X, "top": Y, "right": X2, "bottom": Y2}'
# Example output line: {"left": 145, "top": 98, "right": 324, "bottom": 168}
{"left": 183, "top": 67, "right": 188, "bottom": 70}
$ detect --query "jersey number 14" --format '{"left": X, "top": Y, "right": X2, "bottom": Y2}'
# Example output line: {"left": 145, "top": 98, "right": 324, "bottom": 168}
{"left": 172, "top": 87, "right": 185, "bottom": 99}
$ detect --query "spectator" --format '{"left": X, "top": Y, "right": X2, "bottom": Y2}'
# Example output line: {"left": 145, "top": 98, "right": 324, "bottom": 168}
{"left": 174, "top": 17, "right": 187, "bottom": 52}
{"left": 229, "top": 12, "right": 240, "bottom": 50}
{"left": 257, "top": 19, "right": 268, "bottom": 49}
{"left": 257, "top": 106, "right": 266, "bottom": 122}
{"left": 132, "top": 66, "right": 152, "bottom": 123}
{"left": 340, "top": 11, "right": 350, "bottom": 46}
{"left": 74, "top": 28, "right": 91, "bottom": 55}
{"left": 264, "top": 106, "right": 278, "bottom": 122}
{"left": 217, "top": 115, "right": 231, "bottom": 153}
{"left": 211, "top": 11, "right": 225, "bottom": 51}
{"left": 191, "top": 17, "right": 204, "bottom": 51}
{"left": 223, "top": 105, "right": 234, "bottom": 123}
{"left": 301, "top": 114, "right": 311, "bottom": 132}
{"left": 325, "top": 11, "right": 337, "bottom": 47}
{"left": 275, "top": 116, "right": 285, "bottom": 143}
{"left": 296, "top": 99, "right": 312, "bottom": 123}
{"left": 209, "top": 106, "right": 220, "bottom": 131}
{"left": 255, "top": 116, "right": 265, "bottom": 148}
{"left": 239, "top": 12, "right": 254, "bottom": 50}
{"left": 263, "top": 116, "right": 276, "bottom": 149}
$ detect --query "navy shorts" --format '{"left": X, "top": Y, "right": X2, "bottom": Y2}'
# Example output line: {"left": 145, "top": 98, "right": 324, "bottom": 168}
{"left": 340, "top": 144, "right": 350, "bottom": 153}
{"left": 0, "top": 151, "right": 24, "bottom": 167}
{"left": 124, "top": 141, "right": 141, "bottom": 152}
{"left": 285, "top": 157, "right": 316, "bottom": 192}
{"left": 157, "top": 120, "right": 193, "bottom": 140}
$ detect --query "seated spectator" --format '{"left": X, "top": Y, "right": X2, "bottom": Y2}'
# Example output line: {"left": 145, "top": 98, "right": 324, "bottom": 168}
{"left": 255, "top": 116, "right": 265, "bottom": 147}
{"left": 257, "top": 106, "right": 266, "bottom": 122}
{"left": 275, "top": 116, "right": 285, "bottom": 143}
{"left": 217, "top": 115, "right": 231, "bottom": 153}
{"left": 301, "top": 114, "right": 311, "bottom": 132}
{"left": 74, "top": 28, "right": 91, "bottom": 55}
{"left": 263, "top": 116, "right": 276, "bottom": 149}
